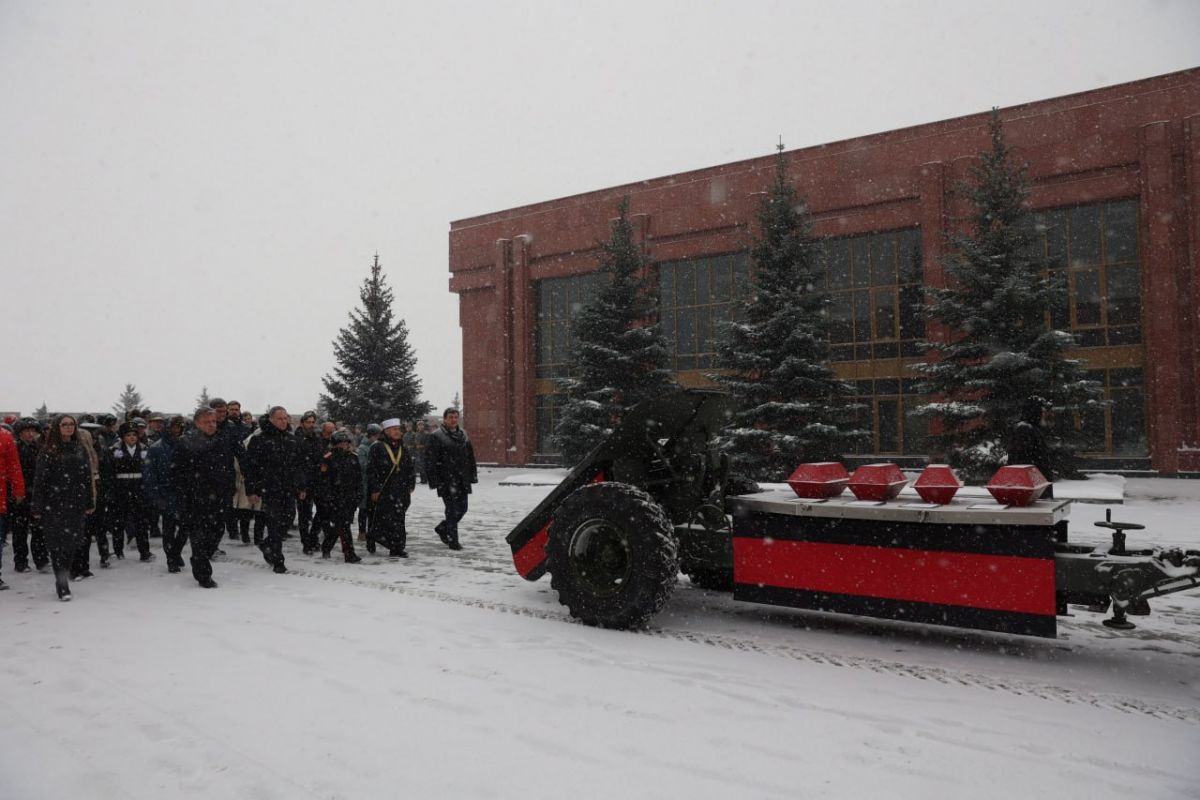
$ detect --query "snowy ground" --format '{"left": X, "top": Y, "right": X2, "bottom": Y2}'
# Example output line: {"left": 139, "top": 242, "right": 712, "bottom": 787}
{"left": 2, "top": 470, "right": 1198, "bottom": 799}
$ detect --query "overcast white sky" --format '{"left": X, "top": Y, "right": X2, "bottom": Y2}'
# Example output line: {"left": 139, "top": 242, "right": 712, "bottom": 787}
{"left": 1, "top": 0, "right": 1197, "bottom": 418}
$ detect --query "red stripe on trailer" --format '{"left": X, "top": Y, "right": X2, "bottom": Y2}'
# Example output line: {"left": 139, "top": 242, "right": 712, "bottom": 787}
{"left": 734, "top": 539, "right": 1056, "bottom": 616}
{"left": 590, "top": 471, "right": 606, "bottom": 484}
{"left": 513, "top": 522, "right": 550, "bottom": 578}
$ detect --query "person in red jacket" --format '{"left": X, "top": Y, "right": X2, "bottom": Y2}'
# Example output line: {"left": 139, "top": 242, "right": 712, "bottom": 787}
{"left": 0, "top": 425, "right": 28, "bottom": 590}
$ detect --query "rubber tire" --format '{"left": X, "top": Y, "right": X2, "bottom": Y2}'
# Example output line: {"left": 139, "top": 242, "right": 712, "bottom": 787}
{"left": 546, "top": 482, "right": 678, "bottom": 630}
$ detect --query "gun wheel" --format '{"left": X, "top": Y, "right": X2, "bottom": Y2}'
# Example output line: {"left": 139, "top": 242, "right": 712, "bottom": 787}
{"left": 546, "top": 482, "right": 678, "bottom": 629}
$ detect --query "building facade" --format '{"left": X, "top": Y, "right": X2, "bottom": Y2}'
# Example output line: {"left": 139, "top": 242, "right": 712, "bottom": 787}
{"left": 448, "top": 69, "right": 1200, "bottom": 475}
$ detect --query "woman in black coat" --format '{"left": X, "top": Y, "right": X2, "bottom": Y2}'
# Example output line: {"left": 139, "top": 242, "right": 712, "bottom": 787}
{"left": 33, "top": 415, "right": 96, "bottom": 600}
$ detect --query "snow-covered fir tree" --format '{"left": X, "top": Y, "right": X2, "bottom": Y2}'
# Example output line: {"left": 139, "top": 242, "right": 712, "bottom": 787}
{"left": 552, "top": 198, "right": 675, "bottom": 465}
{"left": 195, "top": 385, "right": 211, "bottom": 409}
{"left": 712, "top": 144, "right": 866, "bottom": 481}
{"left": 112, "top": 384, "right": 145, "bottom": 418}
{"left": 320, "top": 254, "right": 432, "bottom": 424}
{"left": 912, "top": 109, "right": 1102, "bottom": 482}
{"left": 34, "top": 402, "right": 49, "bottom": 423}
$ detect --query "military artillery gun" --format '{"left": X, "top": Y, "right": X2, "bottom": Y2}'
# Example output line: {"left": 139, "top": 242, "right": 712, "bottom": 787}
{"left": 507, "top": 389, "right": 1200, "bottom": 637}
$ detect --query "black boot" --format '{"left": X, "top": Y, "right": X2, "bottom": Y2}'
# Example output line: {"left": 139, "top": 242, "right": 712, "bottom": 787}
{"left": 55, "top": 570, "right": 72, "bottom": 601}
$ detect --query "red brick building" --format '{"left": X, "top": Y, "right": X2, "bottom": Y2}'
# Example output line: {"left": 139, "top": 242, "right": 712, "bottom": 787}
{"left": 448, "top": 69, "right": 1200, "bottom": 475}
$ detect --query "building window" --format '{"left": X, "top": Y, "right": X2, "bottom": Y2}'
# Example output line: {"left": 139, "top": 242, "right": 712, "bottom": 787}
{"left": 658, "top": 252, "right": 749, "bottom": 370}
{"left": 821, "top": 228, "right": 923, "bottom": 363}
{"left": 534, "top": 393, "right": 566, "bottom": 459}
{"left": 820, "top": 229, "right": 926, "bottom": 456}
{"left": 535, "top": 272, "right": 607, "bottom": 379}
{"left": 1026, "top": 199, "right": 1141, "bottom": 347}
{"left": 844, "top": 377, "right": 929, "bottom": 456}
{"left": 1076, "top": 367, "right": 1147, "bottom": 458}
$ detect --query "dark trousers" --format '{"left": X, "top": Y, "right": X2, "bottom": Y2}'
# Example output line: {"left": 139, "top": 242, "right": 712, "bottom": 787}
{"left": 162, "top": 512, "right": 187, "bottom": 568}
{"left": 302, "top": 501, "right": 326, "bottom": 551}
{"left": 75, "top": 511, "right": 110, "bottom": 574}
{"left": 115, "top": 504, "right": 151, "bottom": 558}
{"left": 226, "top": 508, "right": 252, "bottom": 540}
{"left": 10, "top": 507, "right": 49, "bottom": 570}
{"left": 436, "top": 490, "right": 469, "bottom": 544}
{"left": 372, "top": 492, "right": 411, "bottom": 555}
{"left": 90, "top": 505, "right": 113, "bottom": 559}
{"left": 145, "top": 507, "right": 162, "bottom": 538}
{"left": 261, "top": 494, "right": 295, "bottom": 568}
{"left": 252, "top": 509, "right": 266, "bottom": 545}
{"left": 51, "top": 522, "right": 85, "bottom": 580}
{"left": 295, "top": 495, "right": 314, "bottom": 535}
{"left": 188, "top": 509, "right": 223, "bottom": 583}
{"left": 321, "top": 511, "right": 359, "bottom": 560}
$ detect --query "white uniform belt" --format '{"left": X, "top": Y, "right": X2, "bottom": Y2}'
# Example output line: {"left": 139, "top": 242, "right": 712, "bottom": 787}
{"left": 116, "top": 473, "right": 142, "bottom": 479}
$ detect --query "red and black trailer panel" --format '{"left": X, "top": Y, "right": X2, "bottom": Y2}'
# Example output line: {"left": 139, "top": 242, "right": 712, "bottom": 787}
{"left": 729, "top": 493, "right": 1069, "bottom": 638}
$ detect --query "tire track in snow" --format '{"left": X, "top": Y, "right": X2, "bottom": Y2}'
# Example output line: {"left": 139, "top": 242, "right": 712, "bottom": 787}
{"left": 223, "top": 556, "right": 1200, "bottom": 726}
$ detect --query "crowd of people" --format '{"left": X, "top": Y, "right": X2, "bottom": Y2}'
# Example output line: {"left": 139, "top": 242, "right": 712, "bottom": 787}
{"left": 0, "top": 400, "right": 477, "bottom": 602}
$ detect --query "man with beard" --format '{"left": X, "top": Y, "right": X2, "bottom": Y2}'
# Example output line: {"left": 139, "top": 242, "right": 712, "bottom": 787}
{"left": 95, "top": 414, "right": 120, "bottom": 451}
{"left": 146, "top": 415, "right": 186, "bottom": 573}
{"left": 146, "top": 414, "right": 165, "bottom": 445}
{"left": 246, "top": 406, "right": 306, "bottom": 574}
{"left": 171, "top": 408, "right": 235, "bottom": 587}
{"left": 424, "top": 408, "right": 477, "bottom": 551}
{"left": 366, "top": 419, "right": 415, "bottom": 558}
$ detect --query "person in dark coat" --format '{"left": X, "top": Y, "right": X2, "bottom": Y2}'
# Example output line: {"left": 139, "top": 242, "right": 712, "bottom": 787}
{"left": 204, "top": 397, "right": 240, "bottom": 552}
{"left": 73, "top": 420, "right": 108, "bottom": 576}
{"left": 95, "top": 414, "right": 119, "bottom": 451}
{"left": 304, "top": 421, "right": 336, "bottom": 555}
{"left": 245, "top": 406, "right": 306, "bottom": 574}
{"left": 293, "top": 411, "right": 322, "bottom": 547}
{"left": 424, "top": 408, "right": 477, "bottom": 551}
{"left": 9, "top": 419, "right": 48, "bottom": 574}
{"left": 171, "top": 407, "right": 235, "bottom": 587}
{"left": 355, "top": 423, "right": 381, "bottom": 550}
{"left": 146, "top": 415, "right": 186, "bottom": 572}
{"left": 244, "top": 417, "right": 269, "bottom": 546}
{"left": 1006, "top": 397, "right": 1055, "bottom": 500}
{"left": 219, "top": 400, "right": 254, "bottom": 543}
{"left": 316, "top": 431, "right": 363, "bottom": 562}
{"left": 107, "top": 422, "right": 154, "bottom": 561}
{"left": 32, "top": 415, "right": 95, "bottom": 601}
{"left": 366, "top": 419, "right": 416, "bottom": 557}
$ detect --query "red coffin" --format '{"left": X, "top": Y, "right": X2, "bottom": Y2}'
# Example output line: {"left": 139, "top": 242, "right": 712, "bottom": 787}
{"left": 787, "top": 462, "right": 850, "bottom": 498}
{"left": 987, "top": 465, "right": 1050, "bottom": 506}
{"left": 914, "top": 464, "right": 962, "bottom": 504}
{"left": 848, "top": 463, "right": 908, "bottom": 502}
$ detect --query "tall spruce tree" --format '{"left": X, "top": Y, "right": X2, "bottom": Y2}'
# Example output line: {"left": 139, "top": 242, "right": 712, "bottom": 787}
{"left": 912, "top": 109, "right": 1101, "bottom": 482}
{"left": 112, "top": 383, "right": 145, "bottom": 417}
{"left": 552, "top": 198, "right": 675, "bottom": 465}
{"left": 320, "top": 254, "right": 432, "bottom": 424}
{"left": 196, "top": 385, "right": 211, "bottom": 408}
{"left": 34, "top": 402, "right": 49, "bottom": 423}
{"left": 712, "top": 144, "right": 866, "bottom": 481}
